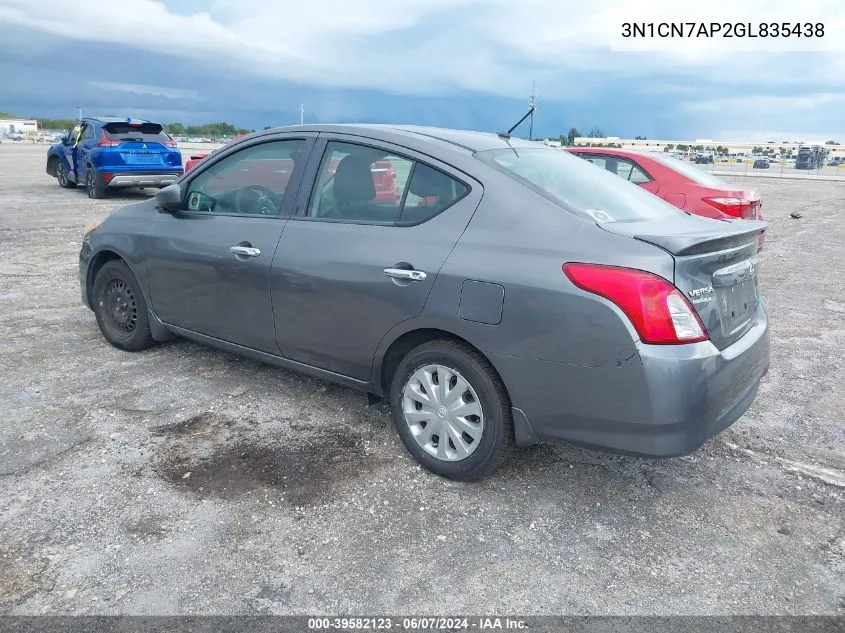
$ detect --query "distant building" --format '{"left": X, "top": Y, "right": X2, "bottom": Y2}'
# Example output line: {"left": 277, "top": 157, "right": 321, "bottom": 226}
{"left": 573, "top": 136, "right": 844, "bottom": 159}
{"left": 0, "top": 119, "right": 39, "bottom": 138}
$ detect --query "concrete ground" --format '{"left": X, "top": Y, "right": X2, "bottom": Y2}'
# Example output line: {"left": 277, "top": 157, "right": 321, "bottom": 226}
{"left": 0, "top": 144, "right": 843, "bottom": 616}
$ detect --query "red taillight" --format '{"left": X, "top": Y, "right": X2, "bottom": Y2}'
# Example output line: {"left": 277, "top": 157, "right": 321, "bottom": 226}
{"left": 97, "top": 131, "right": 121, "bottom": 147}
{"left": 562, "top": 263, "right": 709, "bottom": 345}
{"left": 102, "top": 173, "right": 113, "bottom": 183}
{"left": 702, "top": 196, "right": 758, "bottom": 219}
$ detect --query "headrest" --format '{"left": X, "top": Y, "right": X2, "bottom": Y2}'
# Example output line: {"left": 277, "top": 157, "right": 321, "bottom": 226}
{"left": 334, "top": 155, "right": 376, "bottom": 202}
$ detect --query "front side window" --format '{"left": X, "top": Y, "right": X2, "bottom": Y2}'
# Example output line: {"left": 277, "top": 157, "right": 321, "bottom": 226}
{"left": 81, "top": 124, "right": 95, "bottom": 141}
{"left": 306, "top": 141, "right": 467, "bottom": 225}
{"left": 185, "top": 139, "right": 305, "bottom": 216}
{"left": 477, "top": 148, "right": 680, "bottom": 222}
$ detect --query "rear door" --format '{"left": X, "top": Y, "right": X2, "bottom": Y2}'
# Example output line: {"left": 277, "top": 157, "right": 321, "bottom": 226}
{"left": 145, "top": 135, "right": 315, "bottom": 352}
{"left": 270, "top": 135, "right": 482, "bottom": 380}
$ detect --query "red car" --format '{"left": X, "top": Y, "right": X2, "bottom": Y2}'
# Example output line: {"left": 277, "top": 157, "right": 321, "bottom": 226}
{"left": 565, "top": 147, "right": 763, "bottom": 221}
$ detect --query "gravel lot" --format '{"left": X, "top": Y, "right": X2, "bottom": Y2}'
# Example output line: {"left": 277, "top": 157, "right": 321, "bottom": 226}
{"left": 0, "top": 143, "right": 843, "bottom": 616}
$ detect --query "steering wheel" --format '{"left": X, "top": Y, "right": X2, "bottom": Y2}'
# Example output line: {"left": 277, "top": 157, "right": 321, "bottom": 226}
{"left": 234, "top": 185, "right": 278, "bottom": 216}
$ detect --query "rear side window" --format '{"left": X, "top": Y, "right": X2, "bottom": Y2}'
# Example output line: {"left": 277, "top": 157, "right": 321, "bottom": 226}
{"left": 306, "top": 141, "right": 468, "bottom": 225}
{"left": 103, "top": 122, "right": 173, "bottom": 144}
{"left": 477, "top": 148, "right": 680, "bottom": 222}
{"left": 577, "top": 154, "right": 653, "bottom": 185}
{"left": 399, "top": 163, "right": 468, "bottom": 225}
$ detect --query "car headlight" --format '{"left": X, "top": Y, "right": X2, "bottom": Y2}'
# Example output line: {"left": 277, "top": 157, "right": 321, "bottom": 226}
{"left": 84, "top": 217, "right": 105, "bottom": 236}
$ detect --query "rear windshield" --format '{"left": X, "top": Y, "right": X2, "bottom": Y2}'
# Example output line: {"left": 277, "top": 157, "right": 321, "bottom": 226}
{"left": 103, "top": 122, "right": 171, "bottom": 143}
{"left": 476, "top": 148, "right": 681, "bottom": 222}
{"left": 645, "top": 153, "right": 730, "bottom": 187}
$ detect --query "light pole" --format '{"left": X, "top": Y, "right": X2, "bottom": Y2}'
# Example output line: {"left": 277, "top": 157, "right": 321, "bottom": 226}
{"left": 528, "top": 81, "right": 536, "bottom": 141}
{"left": 77, "top": 106, "right": 82, "bottom": 120}
{"left": 300, "top": 104, "right": 304, "bottom": 126}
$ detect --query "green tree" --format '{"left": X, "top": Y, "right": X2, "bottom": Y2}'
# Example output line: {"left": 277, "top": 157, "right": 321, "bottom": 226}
{"left": 826, "top": 140, "right": 839, "bottom": 145}
{"left": 586, "top": 127, "right": 605, "bottom": 138}
{"left": 634, "top": 135, "right": 647, "bottom": 140}
{"left": 164, "top": 122, "right": 186, "bottom": 135}
{"left": 567, "top": 127, "right": 581, "bottom": 145}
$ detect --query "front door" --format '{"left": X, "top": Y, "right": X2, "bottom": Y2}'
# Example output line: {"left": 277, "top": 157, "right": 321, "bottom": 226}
{"left": 63, "top": 122, "right": 83, "bottom": 182}
{"left": 145, "top": 136, "right": 314, "bottom": 353}
{"left": 74, "top": 122, "right": 96, "bottom": 183}
{"left": 271, "top": 136, "right": 482, "bottom": 380}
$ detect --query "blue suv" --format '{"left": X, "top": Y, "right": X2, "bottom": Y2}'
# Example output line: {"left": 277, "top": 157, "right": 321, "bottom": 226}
{"left": 46, "top": 117, "right": 183, "bottom": 198}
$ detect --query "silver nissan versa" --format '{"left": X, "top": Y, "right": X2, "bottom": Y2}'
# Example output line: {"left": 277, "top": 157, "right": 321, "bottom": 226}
{"left": 79, "top": 125, "right": 770, "bottom": 480}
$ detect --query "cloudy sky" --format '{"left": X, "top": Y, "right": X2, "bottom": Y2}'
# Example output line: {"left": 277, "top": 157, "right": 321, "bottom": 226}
{"left": 1, "top": 0, "right": 844, "bottom": 141}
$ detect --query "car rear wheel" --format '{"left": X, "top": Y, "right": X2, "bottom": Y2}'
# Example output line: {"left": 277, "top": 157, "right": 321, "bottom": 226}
{"left": 92, "top": 260, "right": 155, "bottom": 351}
{"left": 56, "top": 162, "right": 76, "bottom": 188}
{"left": 390, "top": 339, "right": 514, "bottom": 480}
{"left": 86, "top": 169, "right": 106, "bottom": 199}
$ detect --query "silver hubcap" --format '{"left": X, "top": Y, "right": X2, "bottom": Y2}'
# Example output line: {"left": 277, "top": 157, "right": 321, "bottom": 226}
{"left": 402, "top": 364, "right": 484, "bottom": 462}
{"left": 57, "top": 165, "right": 66, "bottom": 185}
{"left": 87, "top": 173, "right": 94, "bottom": 196}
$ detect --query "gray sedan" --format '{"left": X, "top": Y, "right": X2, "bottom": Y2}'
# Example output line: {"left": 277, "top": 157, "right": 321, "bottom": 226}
{"left": 79, "top": 125, "right": 770, "bottom": 480}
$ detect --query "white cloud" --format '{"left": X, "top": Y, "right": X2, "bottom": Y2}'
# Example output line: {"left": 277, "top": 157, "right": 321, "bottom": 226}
{"left": 1, "top": 0, "right": 844, "bottom": 99}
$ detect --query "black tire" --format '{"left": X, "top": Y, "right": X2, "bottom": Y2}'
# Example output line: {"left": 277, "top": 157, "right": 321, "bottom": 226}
{"left": 389, "top": 339, "right": 514, "bottom": 481}
{"left": 55, "top": 162, "right": 77, "bottom": 188}
{"left": 92, "top": 260, "right": 155, "bottom": 351}
{"left": 86, "top": 168, "right": 107, "bottom": 199}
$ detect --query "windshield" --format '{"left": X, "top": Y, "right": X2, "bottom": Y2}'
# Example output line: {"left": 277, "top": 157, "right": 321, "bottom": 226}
{"left": 476, "top": 148, "right": 682, "bottom": 222}
{"left": 645, "top": 153, "right": 730, "bottom": 187}
{"left": 103, "top": 122, "right": 172, "bottom": 144}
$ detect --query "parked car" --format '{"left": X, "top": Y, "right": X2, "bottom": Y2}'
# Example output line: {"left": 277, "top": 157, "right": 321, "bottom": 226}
{"left": 753, "top": 159, "right": 770, "bottom": 169}
{"left": 80, "top": 126, "right": 769, "bottom": 480}
{"left": 565, "top": 147, "right": 763, "bottom": 220}
{"left": 693, "top": 154, "right": 713, "bottom": 164}
{"left": 46, "top": 117, "right": 183, "bottom": 198}
{"left": 827, "top": 158, "right": 843, "bottom": 167}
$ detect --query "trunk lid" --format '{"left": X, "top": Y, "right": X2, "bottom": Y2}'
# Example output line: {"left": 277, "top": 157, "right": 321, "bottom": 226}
{"left": 599, "top": 215, "right": 766, "bottom": 349}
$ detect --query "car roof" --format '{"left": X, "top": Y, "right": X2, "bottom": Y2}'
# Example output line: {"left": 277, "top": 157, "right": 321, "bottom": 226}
{"left": 255, "top": 124, "right": 542, "bottom": 154}
{"left": 567, "top": 147, "right": 665, "bottom": 159}
{"left": 83, "top": 116, "right": 155, "bottom": 125}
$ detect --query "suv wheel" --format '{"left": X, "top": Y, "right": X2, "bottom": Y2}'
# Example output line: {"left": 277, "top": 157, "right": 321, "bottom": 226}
{"left": 390, "top": 339, "right": 514, "bottom": 481}
{"left": 56, "top": 163, "right": 76, "bottom": 188}
{"left": 86, "top": 169, "right": 106, "bottom": 199}
{"left": 92, "top": 260, "right": 155, "bottom": 351}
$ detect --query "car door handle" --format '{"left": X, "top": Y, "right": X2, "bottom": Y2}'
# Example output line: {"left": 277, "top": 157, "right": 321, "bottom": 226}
{"left": 229, "top": 246, "right": 261, "bottom": 257}
{"left": 384, "top": 268, "right": 427, "bottom": 282}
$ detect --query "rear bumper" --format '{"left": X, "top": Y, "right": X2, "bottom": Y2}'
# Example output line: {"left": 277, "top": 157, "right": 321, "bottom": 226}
{"left": 493, "top": 303, "right": 770, "bottom": 457}
{"left": 97, "top": 171, "right": 182, "bottom": 189}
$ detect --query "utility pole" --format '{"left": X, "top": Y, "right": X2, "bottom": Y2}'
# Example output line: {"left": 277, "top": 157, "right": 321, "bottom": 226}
{"left": 528, "top": 81, "right": 536, "bottom": 141}
{"left": 77, "top": 106, "right": 83, "bottom": 120}
{"left": 299, "top": 104, "right": 304, "bottom": 126}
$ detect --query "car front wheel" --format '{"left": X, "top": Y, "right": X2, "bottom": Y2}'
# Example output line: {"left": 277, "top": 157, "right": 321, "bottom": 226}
{"left": 390, "top": 339, "right": 514, "bottom": 481}
{"left": 56, "top": 162, "right": 76, "bottom": 188}
{"left": 92, "top": 260, "right": 155, "bottom": 351}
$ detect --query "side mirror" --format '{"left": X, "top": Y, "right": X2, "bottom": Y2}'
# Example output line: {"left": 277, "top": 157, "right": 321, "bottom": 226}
{"left": 60, "top": 134, "right": 69, "bottom": 145}
{"left": 155, "top": 183, "right": 184, "bottom": 212}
